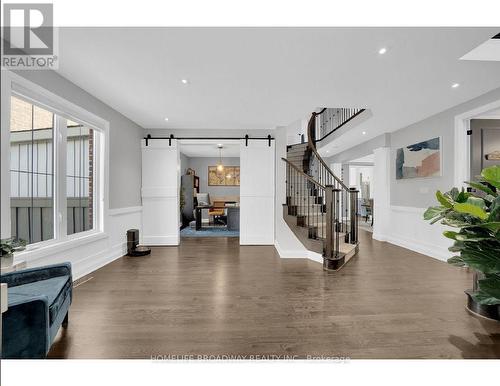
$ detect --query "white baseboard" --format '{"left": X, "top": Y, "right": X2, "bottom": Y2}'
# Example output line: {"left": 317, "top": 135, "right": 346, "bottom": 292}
{"left": 374, "top": 232, "right": 450, "bottom": 262}
{"left": 373, "top": 205, "right": 452, "bottom": 262}
{"left": 72, "top": 242, "right": 126, "bottom": 280}
{"left": 240, "top": 236, "right": 274, "bottom": 245}
{"left": 274, "top": 240, "right": 308, "bottom": 258}
{"left": 274, "top": 240, "right": 322, "bottom": 263}
{"left": 143, "top": 235, "right": 179, "bottom": 246}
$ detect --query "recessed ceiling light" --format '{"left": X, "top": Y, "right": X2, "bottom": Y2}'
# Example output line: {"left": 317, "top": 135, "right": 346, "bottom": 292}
{"left": 181, "top": 79, "right": 189, "bottom": 84}
{"left": 326, "top": 150, "right": 330, "bottom": 153}
{"left": 451, "top": 83, "right": 460, "bottom": 88}
{"left": 378, "top": 47, "right": 387, "bottom": 55}
{"left": 362, "top": 131, "right": 367, "bottom": 135}
{"left": 164, "top": 117, "right": 169, "bottom": 121}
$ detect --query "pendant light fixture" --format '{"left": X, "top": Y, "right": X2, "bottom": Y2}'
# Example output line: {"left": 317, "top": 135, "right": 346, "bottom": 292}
{"left": 216, "top": 144, "right": 224, "bottom": 172}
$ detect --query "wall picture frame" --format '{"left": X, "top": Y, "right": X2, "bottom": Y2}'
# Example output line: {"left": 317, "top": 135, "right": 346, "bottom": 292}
{"left": 396, "top": 137, "right": 442, "bottom": 180}
{"left": 208, "top": 166, "right": 240, "bottom": 186}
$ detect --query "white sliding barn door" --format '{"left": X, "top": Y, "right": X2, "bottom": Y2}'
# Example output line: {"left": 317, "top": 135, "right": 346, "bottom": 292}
{"left": 239, "top": 139, "right": 275, "bottom": 245}
{"left": 141, "top": 139, "right": 179, "bottom": 245}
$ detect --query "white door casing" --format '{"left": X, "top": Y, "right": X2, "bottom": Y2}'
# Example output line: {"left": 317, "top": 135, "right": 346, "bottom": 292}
{"left": 141, "top": 139, "right": 180, "bottom": 245}
{"left": 239, "top": 139, "right": 275, "bottom": 245}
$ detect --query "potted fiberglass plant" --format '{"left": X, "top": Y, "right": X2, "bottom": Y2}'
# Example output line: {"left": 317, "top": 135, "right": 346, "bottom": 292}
{"left": 0, "top": 238, "right": 26, "bottom": 269}
{"left": 424, "top": 165, "right": 500, "bottom": 321}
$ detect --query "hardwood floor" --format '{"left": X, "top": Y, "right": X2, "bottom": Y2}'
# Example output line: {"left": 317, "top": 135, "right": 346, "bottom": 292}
{"left": 48, "top": 231, "right": 500, "bottom": 359}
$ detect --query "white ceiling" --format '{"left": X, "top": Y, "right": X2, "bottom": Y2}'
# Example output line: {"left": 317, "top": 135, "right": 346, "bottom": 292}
{"left": 56, "top": 27, "right": 500, "bottom": 153}
{"left": 461, "top": 38, "right": 500, "bottom": 61}
{"left": 179, "top": 140, "right": 240, "bottom": 158}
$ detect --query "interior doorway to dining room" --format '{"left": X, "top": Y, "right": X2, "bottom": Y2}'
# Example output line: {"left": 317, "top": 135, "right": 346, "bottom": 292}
{"left": 178, "top": 140, "right": 241, "bottom": 239}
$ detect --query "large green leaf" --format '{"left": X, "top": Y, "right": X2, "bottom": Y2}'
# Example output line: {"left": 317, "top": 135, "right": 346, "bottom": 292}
{"left": 460, "top": 249, "right": 500, "bottom": 274}
{"left": 467, "top": 196, "right": 486, "bottom": 209}
{"left": 489, "top": 196, "right": 500, "bottom": 222}
{"left": 472, "top": 291, "right": 500, "bottom": 306}
{"left": 423, "top": 206, "right": 444, "bottom": 220}
{"left": 453, "top": 202, "right": 488, "bottom": 220}
{"left": 441, "top": 217, "right": 471, "bottom": 228}
{"left": 465, "top": 181, "right": 496, "bottom": 197}
{"left": 448, "top": 241, "right": 466, "bottom": 253}
{"left": 443, "top": 231, "right": 458, "bottom": 240}
{"left": 436, "top": 190, "right": 453, "bottom": 208}
{"left": 463, "top": 222, "right": 500, "bottom": 232}
{"left": 447, "top": 255, "right": 466, "bottom": 267}
{"left": 481, "top": 165, "right": 500, "bottom": 189}
{"left": 477, "top": 274, "right": 500, "bottom": 302}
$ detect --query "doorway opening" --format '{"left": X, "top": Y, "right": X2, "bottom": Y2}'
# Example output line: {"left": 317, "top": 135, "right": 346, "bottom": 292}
{"left": 347, "top": 154, "right": 374, "bottom": 233}
{"left": 179, "top": 140, "right": 240, "bottom": 239}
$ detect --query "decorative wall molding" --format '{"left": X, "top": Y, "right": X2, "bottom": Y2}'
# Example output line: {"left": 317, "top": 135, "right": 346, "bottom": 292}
{"left": 108, "top": 206, "right": 143, "bottom": 216}
{"left": 372, "top": 205, "right": 452, "bottom": 262}
{"left": 142, "top": 235, "right": 179, "bottom": 246}
{"left": 71, "top": 242, "right": 126, "bottom": 280}
{"left": 14, "top": 207, "right": 142, "bottom": 281}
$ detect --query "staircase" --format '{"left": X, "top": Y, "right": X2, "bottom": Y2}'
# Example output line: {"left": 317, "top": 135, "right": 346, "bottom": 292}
{"left": 282, "top": 109, "right": 361, "bottom": 271}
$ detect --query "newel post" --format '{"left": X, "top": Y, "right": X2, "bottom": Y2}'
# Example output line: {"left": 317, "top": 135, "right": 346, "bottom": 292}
{"left": 349, "top": 188, "right": 359, "bottom": 244}
{"left": 324, "top": 185, "right": 334, "bottom": 260}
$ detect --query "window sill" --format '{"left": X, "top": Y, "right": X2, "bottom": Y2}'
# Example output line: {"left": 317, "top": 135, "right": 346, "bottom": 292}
{"left": 13, "top": 231, "right": 109, "bottom": 265}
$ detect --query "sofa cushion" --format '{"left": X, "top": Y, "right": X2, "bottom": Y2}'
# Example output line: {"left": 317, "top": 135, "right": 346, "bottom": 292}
{"left": 9, "top": 275, "right": 71, "bottom": 324}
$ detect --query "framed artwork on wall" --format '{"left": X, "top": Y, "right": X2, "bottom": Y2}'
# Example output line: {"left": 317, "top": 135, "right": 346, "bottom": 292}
{"left": 208, "top": 166, "right": 240, "bottom": 186}
{"left": 396, "top": 137, "right": 441, "bottom": 180}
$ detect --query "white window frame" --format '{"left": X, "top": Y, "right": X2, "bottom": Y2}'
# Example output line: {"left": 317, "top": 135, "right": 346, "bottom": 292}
{"left": 1, "top": 71, "right": 110, "bottom": 261}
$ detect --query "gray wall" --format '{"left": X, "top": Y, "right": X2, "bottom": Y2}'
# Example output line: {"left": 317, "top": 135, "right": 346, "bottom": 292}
{"left": 14, "top": 70, "right": 144, "bottom": 209}
{"left": 390, "top": 87, "right": 500, "bottom": 208}
{"left": 182, "top": 156, "right": 240, "bottom": 198}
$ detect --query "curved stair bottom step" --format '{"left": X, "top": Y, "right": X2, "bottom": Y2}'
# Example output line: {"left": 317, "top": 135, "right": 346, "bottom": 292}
{"left": 323, "top": 243, "right": 358, "bottom": 271}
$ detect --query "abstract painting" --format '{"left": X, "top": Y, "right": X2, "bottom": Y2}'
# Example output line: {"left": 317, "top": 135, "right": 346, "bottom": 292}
{"left": 208, "top": 166, "right": 240, "bottom": 186}
{"left": 396, "top": 137, "right": 441, "bottom": 180}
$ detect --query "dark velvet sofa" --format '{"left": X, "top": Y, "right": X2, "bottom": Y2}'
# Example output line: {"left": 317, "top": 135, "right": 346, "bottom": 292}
{"left": 1, "top": 263, "right": 73, "bottom": 358}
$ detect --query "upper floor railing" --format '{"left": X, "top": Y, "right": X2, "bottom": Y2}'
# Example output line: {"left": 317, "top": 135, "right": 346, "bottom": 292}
{"left": 313, "top": 107, "right": 365, "bottom": 144}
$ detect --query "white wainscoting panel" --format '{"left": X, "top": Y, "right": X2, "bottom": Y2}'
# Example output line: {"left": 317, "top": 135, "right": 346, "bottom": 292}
{"left": 13, "top": 207, "right": 143, "bottom": 280}
{"left": 240, "top": 139, "right": 275, "bottom": 245}
{"left": 141, "top": 139, "right": 180, "bottom": 245}
{"left": 372, "top": 205, "right": 453, "bottom": 262}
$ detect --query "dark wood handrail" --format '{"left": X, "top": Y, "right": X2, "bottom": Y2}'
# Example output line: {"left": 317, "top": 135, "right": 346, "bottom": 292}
{"left": 316, "top": 108, "right": 365, "bottom": 143}
{"left": 281, "top": 157, "right": 325, "bottom": 190}
{"left": 306, "top": 112, "right": 349, "bottom": 191}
